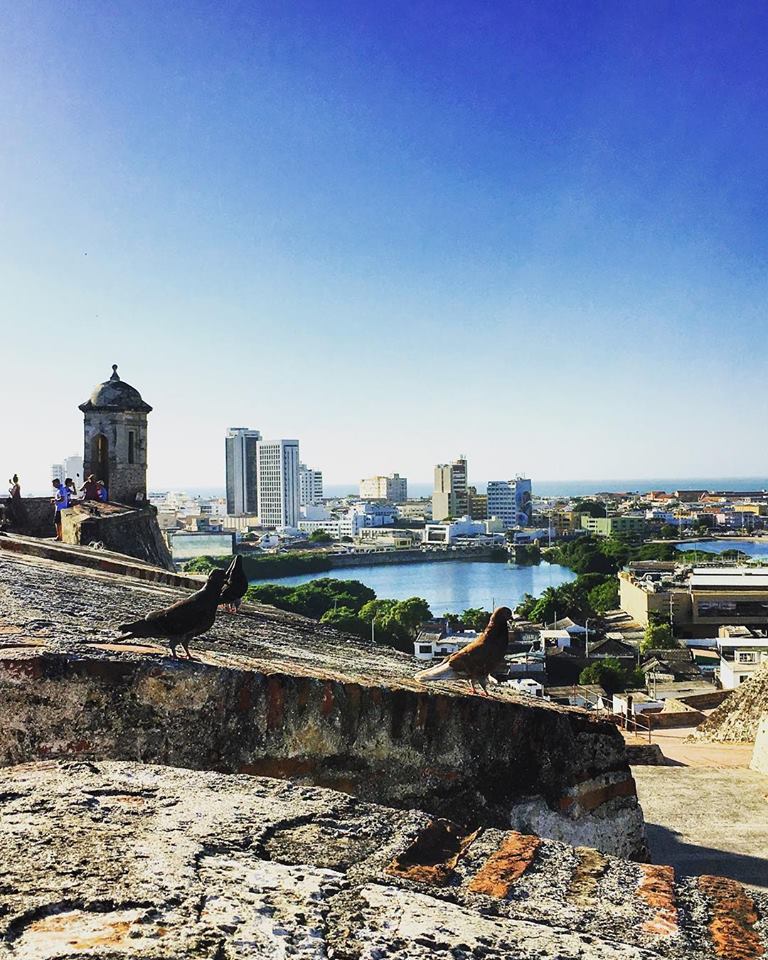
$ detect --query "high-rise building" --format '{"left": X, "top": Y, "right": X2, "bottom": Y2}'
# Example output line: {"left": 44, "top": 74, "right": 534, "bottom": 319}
{"left": 467, "top": 486, "right": 488, "bottom": 520}
{"left": 359, "top": 473, "right": 408, "bottom": 502}
{"left": 299, "top": 462, "right": 324, "bottom": 507}
{"left": 51, "top": 464, "right": 64, "bottom": 482}
{"left": 64, "top": 455, "right": 84, "bottom": 484}
{"left": 432, "top": 457, "right": 468, "bottom": 521}
{"left": 487, "top": 478, "right": 533, "bottom": 528}
{"left": 256, "top": 439, "right": 300, "bottom": 528}
{"left": 225, "top": 427, "right": 261, "bottom": 515}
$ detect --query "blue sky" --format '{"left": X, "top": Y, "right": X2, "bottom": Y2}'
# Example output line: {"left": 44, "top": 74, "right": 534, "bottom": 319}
{"left": 2, "top": 1, "right": 768, "bottom": 491}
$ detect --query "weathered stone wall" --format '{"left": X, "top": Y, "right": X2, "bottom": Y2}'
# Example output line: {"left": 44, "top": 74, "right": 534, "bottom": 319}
{"left": 750, "top": 714, "right": 768, "bottom": 774}
{"left": 60, "top": 502, "right": 174, "bottom": 570}
{"left": 0, "top": 646, "right": 646, "bottom": 860}
{"left": 0, "top": 549, "right": 646, "bottom": 860}
{"left": 0, "top": 496, "right": 55, "bottom": 537}
{"left": 0, "top": 760, "right": 763, "bottom": 960}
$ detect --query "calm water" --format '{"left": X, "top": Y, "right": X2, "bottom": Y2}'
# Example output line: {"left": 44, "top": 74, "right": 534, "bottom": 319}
{"left": 677, "top": 539, "right": 768, "bottom": 559}
{"left": 250, "top": 560, "right": 576, "bottom": 614}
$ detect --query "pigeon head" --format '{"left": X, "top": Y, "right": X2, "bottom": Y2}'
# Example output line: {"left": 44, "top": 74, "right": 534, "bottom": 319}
{"left": 488, "top": 606, "right": 513, "bottom": 630}
{"left": 206, "top": 568, "right": 228, "bottom": 592}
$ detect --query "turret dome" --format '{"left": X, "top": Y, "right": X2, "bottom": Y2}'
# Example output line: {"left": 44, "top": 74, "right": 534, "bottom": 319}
{"left": 79, "top": 365, "right": 152, "bottom": 413}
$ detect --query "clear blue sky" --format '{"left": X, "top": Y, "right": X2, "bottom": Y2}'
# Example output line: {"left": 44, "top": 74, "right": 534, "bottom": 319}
{"left": 2, "top": 1, "right": 767, "bottom": 491}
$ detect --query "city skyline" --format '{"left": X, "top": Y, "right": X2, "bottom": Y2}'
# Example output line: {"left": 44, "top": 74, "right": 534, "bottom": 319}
{"left": 3, "top": 3, "right": 768, "bottom": 488}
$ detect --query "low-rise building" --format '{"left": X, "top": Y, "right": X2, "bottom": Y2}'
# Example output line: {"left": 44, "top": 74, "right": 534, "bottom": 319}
{"left": 716, "top": 633, "right": 768, "bottom": 688}
{"left": 581, "top": 514, "right": 651, "bottom": 539}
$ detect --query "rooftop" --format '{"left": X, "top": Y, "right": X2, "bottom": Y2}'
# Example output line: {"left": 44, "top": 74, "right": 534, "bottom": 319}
{"left": 78, "top": 364, "right": 152, "bottom": 413}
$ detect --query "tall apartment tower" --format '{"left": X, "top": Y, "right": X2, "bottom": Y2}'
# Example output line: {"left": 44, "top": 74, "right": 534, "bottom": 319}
{"left": 225, "top": 427, "right": 262, "bottom": 515}
{"left": 432, "top": 457, "right": 468, "bottom": 521}
{"left": 79, "top": 364, "right": 152, "bottom": 504}
{"left": 487, "top": 477, "right": 533, "bottom": 528}
{"left": 299, "top": 462, "right": 324, "bottom": 506}
{"left": 359, "top": 473, "right": 408, "bottom": 502}
{"left": 256, "top": 439, "right": 300, "bottom": 527}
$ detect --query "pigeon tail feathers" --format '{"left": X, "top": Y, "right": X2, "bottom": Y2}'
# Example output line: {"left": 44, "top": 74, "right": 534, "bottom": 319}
{"left": 415, "top": 661, "right": 459, "bottom": 682}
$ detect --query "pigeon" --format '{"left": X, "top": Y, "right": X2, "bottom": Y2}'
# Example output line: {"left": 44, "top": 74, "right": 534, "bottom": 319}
{"left": 117, "top": 568, "right": 227, "bottom": 659}
{"left": 218, "top": 555, "right": 248, "bottom": 613}
{"left": 415, "top": 606, "right": 514, "bottom": 695}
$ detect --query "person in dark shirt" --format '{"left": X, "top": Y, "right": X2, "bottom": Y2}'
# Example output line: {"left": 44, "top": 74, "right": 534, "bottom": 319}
{"left": 80, "top": 475, "right": 99, "bottom": 500}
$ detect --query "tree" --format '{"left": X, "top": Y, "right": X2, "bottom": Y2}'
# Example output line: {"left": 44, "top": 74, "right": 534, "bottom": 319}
{"left": 514, "top": 593, "right": 537, "bottom": 619}
{"left": 641, "top": 618, "right": 678, "bottom": 653}
{"left": 587, "top": 578, "right": 619, "bottom": 614}
{"left": 659, "top": 524, "right": 678, "bottom": 540}
{"left": 573, "top": 499, "right": 607, "bottom": 518}
{"left": 319, "top": 606, "right": 368, "bottom": 637}
{"left": 579, "top": 657, "right": 627, "bottom": 696}
{"left": 460, "top": 607, "right": 491, "bottom": 631}
{"left": 309, "top": 529, "right": 333, "bottom": 543}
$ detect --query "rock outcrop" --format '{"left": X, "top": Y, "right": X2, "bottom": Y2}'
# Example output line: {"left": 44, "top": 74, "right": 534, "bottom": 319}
{"left": 0, "top": 548, "right": 645, "bottom": 859}
{"left": 0, "top": 760, "right": 765, "bottom": 960}
{"left": 695, "top": 666, "right": 766, "bottom": 742}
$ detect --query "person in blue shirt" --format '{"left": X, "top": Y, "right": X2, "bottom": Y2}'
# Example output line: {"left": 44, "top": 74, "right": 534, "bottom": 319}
{"left": 51, "top": 479, "right": 70, "bottom": 540}
{"left": 97, "top": 481, "right": 108, "bottom": 503}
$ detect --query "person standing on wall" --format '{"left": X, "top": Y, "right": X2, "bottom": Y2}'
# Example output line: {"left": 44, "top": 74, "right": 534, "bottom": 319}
{"left": 97, "top": 480, "right": 108, "bottom": 503}
{"left": 51, "top": 478, "right": 70, "bottom": 540}
{"left": 80, "top": 474, "right": 99, "bottom": 500}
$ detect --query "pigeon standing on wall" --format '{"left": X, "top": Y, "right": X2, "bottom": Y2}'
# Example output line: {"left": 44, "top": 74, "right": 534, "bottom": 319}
{"left": 116, "top": 568, "right": 227, "bottom": 659}
{"left": 218, "top": 555, "right": 248, "bottom": 614}
{"left": 415, "top": 606, "right": 514, "bottom": 695}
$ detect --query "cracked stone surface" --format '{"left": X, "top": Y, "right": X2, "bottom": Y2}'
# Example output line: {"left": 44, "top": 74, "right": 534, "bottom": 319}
{"left": 1, "top": 761, "right": 766, "bottom": 960}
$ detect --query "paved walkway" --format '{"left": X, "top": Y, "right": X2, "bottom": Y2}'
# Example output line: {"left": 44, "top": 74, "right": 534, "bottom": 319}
{"left": 634, "top": 767, "right": 768, "bottom": 891}
{"left": 623, "top": 724, "right": 754, "bottom": 768}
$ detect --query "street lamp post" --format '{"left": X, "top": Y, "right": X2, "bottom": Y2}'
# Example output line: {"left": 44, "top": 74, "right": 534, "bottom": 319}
{"left": 585, "top": 618, "right": 594, "bottom": 657}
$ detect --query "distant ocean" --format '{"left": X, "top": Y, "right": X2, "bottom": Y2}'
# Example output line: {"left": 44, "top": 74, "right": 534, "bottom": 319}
{"left": 171, "top": 477, "right": 768, "bottom": 500}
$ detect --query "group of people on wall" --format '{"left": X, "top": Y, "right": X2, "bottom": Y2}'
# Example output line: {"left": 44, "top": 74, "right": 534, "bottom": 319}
{"left": 51, "top": 475, "right": 108, "bottom": 540}
{"left": 3, "top": 473, "right": 116, "bottom": 541}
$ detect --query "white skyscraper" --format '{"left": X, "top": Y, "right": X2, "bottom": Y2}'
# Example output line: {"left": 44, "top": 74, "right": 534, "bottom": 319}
{"left": 256, "top": 439, "right": 300, "bottom": 527}
{"left": 64, "top": 455, "right": 84, "bottom": 484}
{"left": 487, "top": 478, "right": 533, "bottom": 528}
{"left": 299, "top": 463, "right": 324, "bottom": 507}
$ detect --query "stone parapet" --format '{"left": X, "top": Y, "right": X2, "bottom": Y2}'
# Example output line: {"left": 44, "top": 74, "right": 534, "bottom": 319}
{"left": 0, "top": 549, "right": 647, "bottom": 859}
{"left": 0, "top": 760, "right": 764, "bottom": 960}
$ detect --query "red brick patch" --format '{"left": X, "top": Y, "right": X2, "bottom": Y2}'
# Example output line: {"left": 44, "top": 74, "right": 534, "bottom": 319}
{"left": 638, "top": 863, "right": 678, "bottom": 937}
{"left": 699, "top": 875, "right": 764, "bottom": 960}
{"left": 468, "top": 832, "right": 541, "bottom": 898}
{"left": 387, "top": 820, "right": 479, "bottom": 886}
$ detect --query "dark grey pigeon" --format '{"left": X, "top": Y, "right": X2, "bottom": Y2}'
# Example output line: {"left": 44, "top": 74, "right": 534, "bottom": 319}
{"left": 218, "top": 555, "right": 248, "bottom": 613}
{"left": 117, "top": 568, "right": 227, "bottom": 658}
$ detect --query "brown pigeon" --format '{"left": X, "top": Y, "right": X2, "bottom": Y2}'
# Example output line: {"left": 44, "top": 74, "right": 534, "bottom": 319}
{"left": 415, "top": 606, "right": 514, "bottom": 695}
{"left": 117, "top": 568, "right": 227, "bottom": 659}
{"left": 218, "top": 555, "right": 248, "bottom": 613}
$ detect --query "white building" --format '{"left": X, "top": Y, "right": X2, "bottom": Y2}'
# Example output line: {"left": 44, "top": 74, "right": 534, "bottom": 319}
{"left": 299, "top": 463, "right": 324, "bottom": 507}
{"left": 423, "top": 517, "right": 495, "bottom": 544}
{"left": 413, "top": 630, "right": 479, "bottom": 661}
{"left": 716, "top": 635, "right": 768, "bottom": 689}
{"left": 256, "top": 439, "right": 300, "bottom": 528}
{"left": 225, "top": 427, "right": 261, "bottom": 515}
{"left": 360, "top": 473, "right": 408, "bottom": 502}
{"left": 505, "top": 678, "right": 545, "bottom": 698}
{"left": 51, "top": 464, "right": 64, "bottom": 482}
{"left": 486, "top": 478, "right": 533, "bottom": 528}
